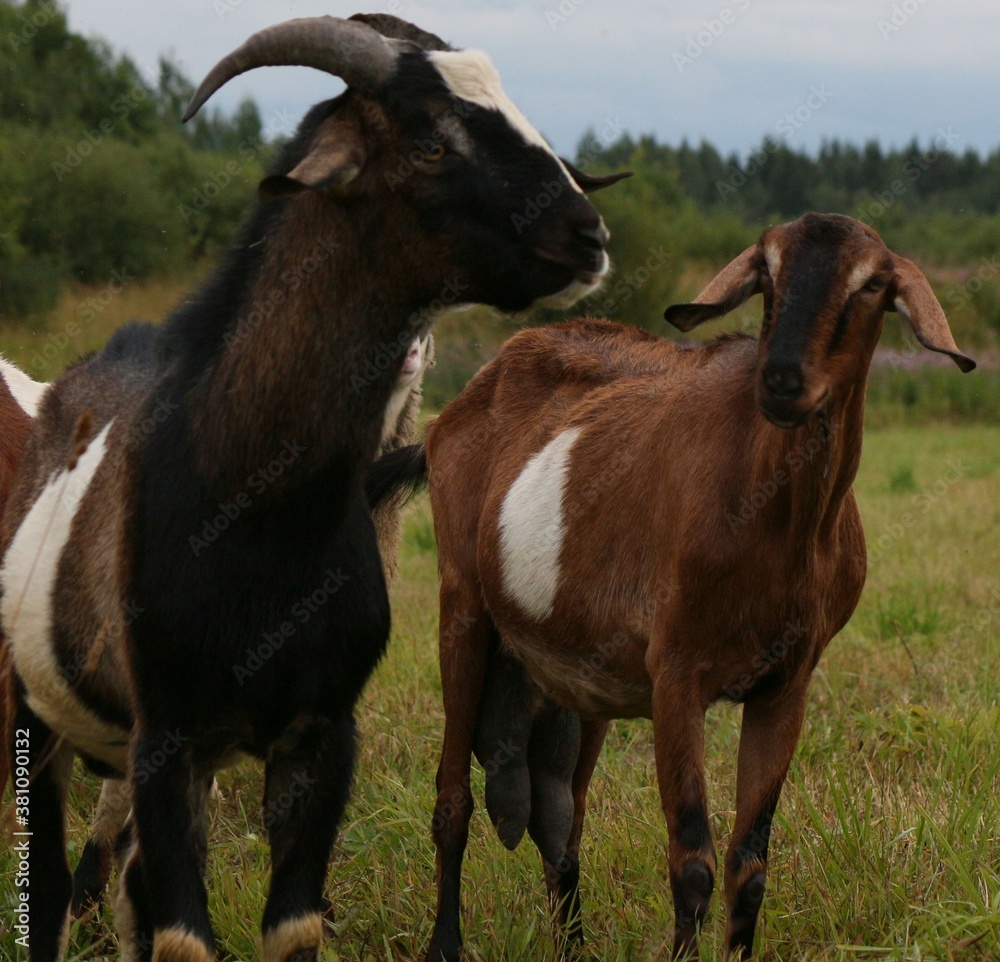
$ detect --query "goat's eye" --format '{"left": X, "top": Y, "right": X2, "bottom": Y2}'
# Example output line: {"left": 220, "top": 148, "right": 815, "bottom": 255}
{"left": 423, "top": 143, "right": 446, "bottom": 162}
{"left": 863, "top": 278, "right": 886, "bottom": 294}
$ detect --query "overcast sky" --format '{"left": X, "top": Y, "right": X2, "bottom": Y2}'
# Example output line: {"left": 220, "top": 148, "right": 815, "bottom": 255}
{"left": 63, "top": 0, "right": 999, "bottom": 159}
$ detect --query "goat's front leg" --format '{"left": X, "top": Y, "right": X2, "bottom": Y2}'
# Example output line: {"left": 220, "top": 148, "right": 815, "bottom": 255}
{"left": 127, "top": 726, "right": 215, "bottom": 962}
{"left": 651, "top": 669, "right": 715, "bottom": 960}
{"left": 9, "top": 695, "right": 75, "bottom": 962}
{"left": 261, "top": 714, "right": 356, "bottom": 962}
{"left": 723, "top": 682, "right": 808, "bottom": 960}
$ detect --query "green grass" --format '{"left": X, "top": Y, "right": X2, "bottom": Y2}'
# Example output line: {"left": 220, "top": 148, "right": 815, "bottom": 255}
{"left": 2, "top": 425, "right": 998, "bottom": 960}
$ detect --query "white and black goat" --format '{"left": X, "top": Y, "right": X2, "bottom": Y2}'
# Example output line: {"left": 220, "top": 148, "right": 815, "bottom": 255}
{"left": 65, "top": 331, "right": 434, "bottom": 916}
{"left": 0, "top": 13, "right": 623, "bottom": 962}
{"left": 0, "top": 357, "right": 45, "bottom": 799}
{"left": 369, "top": 213, "right": 975, "bottom": 960}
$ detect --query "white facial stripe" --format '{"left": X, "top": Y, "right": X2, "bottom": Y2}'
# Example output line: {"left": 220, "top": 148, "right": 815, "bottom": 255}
{"left": 846, "top": 260, "right": 880, "bottom": 295}
{"left": 764, "top": 241, "right": 783, "bottom": 280}
{"left": 0, "top": 355, "right": 47, "bottom": 418}
{"left": 428, "top": 49, "right": 584, "bottom": 195}
{"left": 2, "top": 421, "right": 128, "bottom": 767}
{"left": 499, "top": 426, "right": 582, "bottom": 621}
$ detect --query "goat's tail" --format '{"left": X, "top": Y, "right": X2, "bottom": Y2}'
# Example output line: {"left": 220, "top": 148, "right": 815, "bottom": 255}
{"left": 365, "top": 442, "right": 428, "bottom": 512}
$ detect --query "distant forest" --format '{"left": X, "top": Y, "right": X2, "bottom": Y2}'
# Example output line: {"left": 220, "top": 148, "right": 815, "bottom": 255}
{"left": 2, "top": 0, "right": 999, "bottom": 341}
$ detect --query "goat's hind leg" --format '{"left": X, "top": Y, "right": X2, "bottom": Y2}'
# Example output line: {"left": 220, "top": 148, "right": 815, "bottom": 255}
{"left": 426, "top": 585, "right": 494, "bottom": 962}
{"left": 72, "top": 777, "right": 131, "bottom": 916}
{"left": 8, "top": 693, "right": 75, "bottom": 962}
{"left": 261, "top": 715, "right": 356, "bottom": 962}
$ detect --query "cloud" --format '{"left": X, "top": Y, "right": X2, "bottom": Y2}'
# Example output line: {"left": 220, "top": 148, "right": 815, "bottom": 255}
{"left": 61, "top": 0, "right": 1000, "bottom": 156}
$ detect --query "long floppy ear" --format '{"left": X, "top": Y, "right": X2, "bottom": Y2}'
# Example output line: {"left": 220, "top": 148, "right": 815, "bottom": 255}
{"left": 259, "top": 117, "right": 367, "bottom": 201}
{"left": 663, "top": 244, "right": 761, "bottom": 333}
{"left": 890, "top": 255, "right": 976, "bottom": 373}
{"left": 560, "top": 158, "right": 633, "bottom": 194}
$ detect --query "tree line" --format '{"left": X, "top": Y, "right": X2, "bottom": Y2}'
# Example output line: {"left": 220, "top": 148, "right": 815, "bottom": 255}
{"left": 1, "top": 0, "right": 997, "bottom": 344}
{"left": 0, "top": 0, "right": 272, "bottom": 314}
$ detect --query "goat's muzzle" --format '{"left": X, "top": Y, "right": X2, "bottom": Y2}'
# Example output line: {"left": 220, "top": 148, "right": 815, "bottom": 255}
{"left": 758, "top": 361, "right": 829, "bottom": 429}
{"left": 534, "top": 212, "right": 610, "bottom": 283}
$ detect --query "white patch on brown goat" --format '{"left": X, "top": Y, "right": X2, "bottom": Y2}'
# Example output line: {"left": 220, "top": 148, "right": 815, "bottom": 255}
{"left": 763, "top": 241, "right": 783, "bottom": 280}
{"left": 498, "top": 426, "right": 582, "bottom": 621}
{"left": 845, "top": 259, "right": 882, "bottom": 296}
{"left": 428, "top": 49, "right": 584, "bottom": 195}
{"left": 1, "top": 421, "right": 128, "bottom": 767}
{"left": 0, "top": 355, "right": 47, "bottom": 418}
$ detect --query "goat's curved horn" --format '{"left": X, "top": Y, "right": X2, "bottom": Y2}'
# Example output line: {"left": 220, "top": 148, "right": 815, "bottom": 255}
{"left": 183, "top": 17, "right": 402, "bottom": 122}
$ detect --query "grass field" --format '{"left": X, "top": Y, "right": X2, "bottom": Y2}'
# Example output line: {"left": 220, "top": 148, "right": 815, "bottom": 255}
{"left": 2, "top": 423, "right": 998, "bottom": 961}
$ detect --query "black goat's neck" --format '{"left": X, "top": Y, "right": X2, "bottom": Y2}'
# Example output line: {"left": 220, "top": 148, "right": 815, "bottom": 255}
{"left": 188, "top": 194, "right": 442, "bottom": 501}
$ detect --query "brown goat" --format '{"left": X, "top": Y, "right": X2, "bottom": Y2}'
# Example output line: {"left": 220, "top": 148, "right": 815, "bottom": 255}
{"left": 412, "top": 214, "right": 974, "bottom": 960}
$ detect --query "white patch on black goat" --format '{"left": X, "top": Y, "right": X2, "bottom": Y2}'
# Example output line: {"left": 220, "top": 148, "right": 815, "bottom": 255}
{"left": 428, "top": 49, "right": 584, "bottom": 195}
{"left": 499, "top": 425, "right": 582, "bottom": 621}
{"left": 0, "top": 355, "right": 47, "bottom": 418}
{"left": 1, "top": 421, "right": 127, "bottom": 768}
{"left": 380, "top": 335, "right": 428, "bottom": 447}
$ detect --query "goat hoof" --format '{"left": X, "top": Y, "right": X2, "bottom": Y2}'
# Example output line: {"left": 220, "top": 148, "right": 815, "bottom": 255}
{"left": 425, "top": 939, "right": 463, "bottom": 962}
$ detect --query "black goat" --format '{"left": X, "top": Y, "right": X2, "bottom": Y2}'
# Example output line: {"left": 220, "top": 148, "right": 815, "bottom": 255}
{"left": 0, "top": 14, "right": 621, "bottom": 962}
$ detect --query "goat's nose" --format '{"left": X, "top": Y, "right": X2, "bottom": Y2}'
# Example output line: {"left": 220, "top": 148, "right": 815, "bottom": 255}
{"left": 576, "top": 220, "right": 610, "bottom": 252}
{"left": 762, "top": 363, "right": 804, "bottom": 401}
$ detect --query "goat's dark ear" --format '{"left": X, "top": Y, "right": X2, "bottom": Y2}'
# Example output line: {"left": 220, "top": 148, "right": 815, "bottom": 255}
{"left": 560, "top": 158, "right": 632, "bottom": 194}
{"left": 260, "top": 117, "right": 367, "bottom": 202}
{"left": 890, "top": 255, "right": 976, "bottom": 373}
{"left": 663, "top": 244, "right": 761, "bottom": 333}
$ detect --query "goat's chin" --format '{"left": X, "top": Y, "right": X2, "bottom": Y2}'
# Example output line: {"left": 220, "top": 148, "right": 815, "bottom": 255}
{"left": 534, "top": 264, "right": 610, "bottom": 310}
